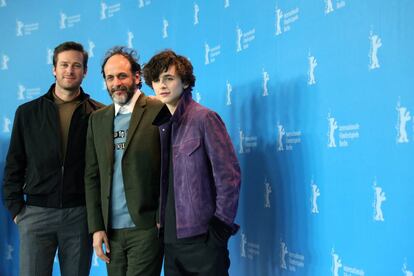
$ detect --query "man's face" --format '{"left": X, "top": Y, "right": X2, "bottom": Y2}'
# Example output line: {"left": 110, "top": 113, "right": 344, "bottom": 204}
{"left": 104, "top": 54, "right": 139, "bottom": 105}
{"left": 152, "top": 65, "right": 188, "bottom": 108}
{"left": 53, "top": 50, "right": 86, "bottom": 92}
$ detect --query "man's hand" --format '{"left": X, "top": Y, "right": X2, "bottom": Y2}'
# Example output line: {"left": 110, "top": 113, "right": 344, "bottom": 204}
{"left": 93, "top": 230, "right": 110, "bottom": 263}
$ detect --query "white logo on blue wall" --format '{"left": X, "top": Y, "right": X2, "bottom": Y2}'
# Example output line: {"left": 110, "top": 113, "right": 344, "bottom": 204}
{"left": 0, "top": 0, "right": 6, "bottom": 7}
{"left": 17, "top": 84, "right": 41, "bottom": 100}
{"left": 17, "top": 85, "right": 26, "bottom": 100}
{"left": 3, "top": 117, "right": 11, "bottom": 133}
{"left": 324, "top": 0, "right": 346, "bottom": 14}
{"left": 162, "top": 19, "right": 169, "bottom": 38}
{"left": 59, "top": 12, "right": 80, "bottom": 28}
{"left": 308, "top": 53, "right": 317, "bottom": 86}
{"left": 240, "top": 231, "right": 260, "bottom": 260}
{"left": 236, "top": 26, "right": 256, "bottom": 52}
{"left": 204, "top": 43, "right": 221, "bottom": 65}
{"left": 262, "top": 69, "right": 270, "bottom": 96}
{"left": 224, "top": 0, "right": 230, "bottom": 8}
{"left": 88, "top": 40, "right": 95, "bottom": 58}
{"left": 369, "top": 31, "right": 382, "bottom": 70}
{"left": 236, "top": 26, "right": 243, "bottom": 52}
{"left": 327, "top": 113, "right": 360, "bottom": 148}
{"left": 195, "top": 90, "right": 201, "bottom": 103}
{"left": 275, "top": 7, "right": 283, "bottom": 35}
{"left": 275, "top": 6, "right": 299, "bottom": 35}
{"left": 239, "top": 129, "right": 245, "bottom": 154}
{"left": 403, "top": 261, "right": 413, "bottom": 276}
{"left": 194, "top": 3, "right": 199, "bottom": 25}
{"left": 100, "top": 3, "right": 108, "bottom": 19}
{"left": 47, "top": 48, "right": 53, "bottom": 65}
{"left": 277, "top": 123, "right": 301, "bottom": 151}
{"left": 325, "top": 0, "right": 334, "bottom": 14}
{"left": 373, "top": 180, "right": 386, "bottom": 222}
{"left": 240, "top": 232, "right": 247, "bottom": 257}
{"left": 331, "top": 248, "right": 365, "bottom": 275}
{"left": 60, "top": 12, "right": 67, "bottom": 29}
{"left": 100, "top": 2, "right": 121, "bottom": 20}
{"left": 396, "top": 100, "right": 411, "bottom": 143}
{"left": 279, "top": 240, "right": 305, "bottom": 271}
{"left": 277, "top": 123, "right": 285, "bottom": 151}
{"left": 311, "top": 180, "right": 320, "bottom": 214}
{"left": 226, "top": 80, "right": 232, "bottom": 106}
{"left": 204, "top": 43, "right": 210, "bottom": 65}
{"left": 16, "top": 20, "right": 24, "bottom": 36}
{"left": 15, "top": 20, "right": 39, "bottom": 36}
{"left": 138, "top": 0, "right": 151, "bottom": 8}
{"left": 1, "top": 54, "right": 9, "bottom": 70}
{"left": 327, "top": 113, "right": 337, "bottom": 147}
{"left": 127, "top": 32, "right": 134, "bottom": 48}
{"left": 280, "top": 241, "right": 288, "bottom": 269}
{"left": 239, "top": 128, "right": 257, "bottom": 154}
{"left": 264, "top": 179, "right": 272, "bottom": 208}
{"left": 6, "top": 244, "right": 13, "bottom": 260}
{"left": 331, "top": 249, "right": 342, "bottom": 276}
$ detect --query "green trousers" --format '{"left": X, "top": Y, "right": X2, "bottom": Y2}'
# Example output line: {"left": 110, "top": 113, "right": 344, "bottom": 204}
{"left": 107, "top": 227, "right": 163, "bottom": 276}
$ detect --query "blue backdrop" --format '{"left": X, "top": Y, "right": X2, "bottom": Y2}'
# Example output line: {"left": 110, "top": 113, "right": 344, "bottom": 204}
{"left": 1, "top": 0, "right": 414, "bottom": 275}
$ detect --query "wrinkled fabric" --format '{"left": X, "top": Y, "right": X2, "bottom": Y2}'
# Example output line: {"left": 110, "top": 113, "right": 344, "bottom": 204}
{"left": 154, "top": 91, "right": 241, "bottom": 239}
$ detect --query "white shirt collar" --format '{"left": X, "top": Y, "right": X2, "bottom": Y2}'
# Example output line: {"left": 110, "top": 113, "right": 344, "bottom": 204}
{"left": 114, "top": 90, "right": 142, "bottom": 116}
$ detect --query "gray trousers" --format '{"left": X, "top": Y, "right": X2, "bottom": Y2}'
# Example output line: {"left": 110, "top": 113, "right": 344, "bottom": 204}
{"left": 16, "top": 205, "right": 92, "bottom": 276}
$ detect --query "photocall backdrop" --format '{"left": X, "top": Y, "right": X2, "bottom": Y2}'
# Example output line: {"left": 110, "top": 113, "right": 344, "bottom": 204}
{"left": 1, "top": 0, "right": 413, "bottom": 275}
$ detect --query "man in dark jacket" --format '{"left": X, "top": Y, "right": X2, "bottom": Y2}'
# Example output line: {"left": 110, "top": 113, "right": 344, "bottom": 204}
{"left": 144, "top": 50, "right": 241, "bottom": 276}
{"left": 2, "top": 41, "right": 103, "bottom": 276}
{"left": 84, "top": 47, "right": 163, "bottom": 276}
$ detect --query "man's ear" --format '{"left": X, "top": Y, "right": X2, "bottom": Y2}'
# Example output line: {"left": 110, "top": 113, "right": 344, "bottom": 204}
{"left": 52, "top": 66, "right": 57, "bottom": 77}
{"left": 135, "top": 71, "right": 140, "bottom": 85}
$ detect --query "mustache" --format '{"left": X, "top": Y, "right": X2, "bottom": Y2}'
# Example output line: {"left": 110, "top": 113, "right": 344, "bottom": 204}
{"left": 111, "top": 85, "right": 128, "bottom": 93}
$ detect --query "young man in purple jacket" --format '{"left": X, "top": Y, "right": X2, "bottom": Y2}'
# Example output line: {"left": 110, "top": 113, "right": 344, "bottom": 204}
{"left": 143, "top": 50, "right": 241, "bottom": 275}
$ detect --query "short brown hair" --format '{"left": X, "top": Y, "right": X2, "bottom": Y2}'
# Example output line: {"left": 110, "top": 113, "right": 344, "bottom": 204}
{"left": 53, "top": 41, "right": 88, "bottom": 69}
{"left": 143, "top": 50, "right": 195, "bottom": 90}
{"left": 101, "top": 46, "right": 142, "bottom": 88}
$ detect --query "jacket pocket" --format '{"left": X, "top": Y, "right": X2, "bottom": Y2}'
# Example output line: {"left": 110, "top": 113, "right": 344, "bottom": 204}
{"left": 177, "top": 138, "right": 201, "bottom": 156}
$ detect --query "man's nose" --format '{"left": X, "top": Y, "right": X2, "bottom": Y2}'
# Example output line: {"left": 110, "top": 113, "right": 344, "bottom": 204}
{"left": 113, "top": 77, "right": 122, "bottom": 86}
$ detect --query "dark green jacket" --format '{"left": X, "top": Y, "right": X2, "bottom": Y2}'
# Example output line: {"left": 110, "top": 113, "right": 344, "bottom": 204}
{"left": 84, "top": 93, "right": 163, "bottom": 233}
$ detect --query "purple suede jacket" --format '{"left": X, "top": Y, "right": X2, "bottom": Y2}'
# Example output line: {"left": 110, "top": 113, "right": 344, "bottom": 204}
{"left": 153, "top": 90, "right": 241, "bottom": 239}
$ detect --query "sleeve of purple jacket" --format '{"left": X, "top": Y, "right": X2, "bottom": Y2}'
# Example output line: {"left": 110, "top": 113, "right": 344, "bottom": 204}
{"left": 202, "top": 111, "right": 241, "bottom": 231}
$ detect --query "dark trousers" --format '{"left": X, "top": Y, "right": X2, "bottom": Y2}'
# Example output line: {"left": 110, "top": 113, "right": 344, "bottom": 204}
{"left": 107, "top": 227, "right": 163, "bottom": 276}
{"left": 164, "top": 239, "right": 230, "bottom": 276}
{"left": 17, "top": 205, "right": 92, "bottom": 276}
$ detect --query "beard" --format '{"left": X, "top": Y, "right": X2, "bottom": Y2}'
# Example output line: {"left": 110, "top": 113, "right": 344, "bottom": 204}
{"left": 109, "top": 84, "right": 136, "bottom": 105}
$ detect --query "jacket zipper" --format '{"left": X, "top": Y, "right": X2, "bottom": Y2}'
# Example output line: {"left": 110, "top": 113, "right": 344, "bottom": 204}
{"left": 47, "top": 95, "right": 88, "bottom": 208}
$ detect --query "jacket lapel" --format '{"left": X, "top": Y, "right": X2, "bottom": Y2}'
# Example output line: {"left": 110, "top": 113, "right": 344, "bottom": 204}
{"left": 102, "top": 105, "right": 115, "bottom": 173}
{"left": 124, "top": 94, "right": 146, "bottom": 151}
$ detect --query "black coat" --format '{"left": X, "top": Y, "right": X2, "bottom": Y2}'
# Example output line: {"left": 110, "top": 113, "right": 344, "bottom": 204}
{"left": 2, "top": 84, "right": 104, "bottom": 218}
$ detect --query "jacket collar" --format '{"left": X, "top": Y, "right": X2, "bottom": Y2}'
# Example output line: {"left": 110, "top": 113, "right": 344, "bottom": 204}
{"left": 43, "top": 83, "right": 90, "bottom": 102}
{"left": 153, "top": 89, "right": 193, "bottom": 126}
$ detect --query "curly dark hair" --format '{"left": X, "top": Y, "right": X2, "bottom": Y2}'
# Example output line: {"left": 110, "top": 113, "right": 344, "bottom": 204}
{"left": 101, "top": 46, "right": 142, "bottom": 88}
{"left": 143, "top": 50, "right": 195, "bottom": 90}
{"left": 53, "top": 41, "right": 88, "bottom": 69}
